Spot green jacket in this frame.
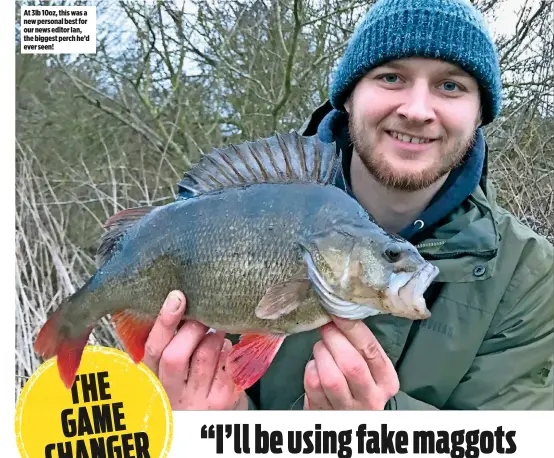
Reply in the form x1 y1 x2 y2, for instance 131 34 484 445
245 102 554 410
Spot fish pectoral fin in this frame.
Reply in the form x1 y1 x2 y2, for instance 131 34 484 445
111 310 157 364
228 333 286 392
255 279 312 320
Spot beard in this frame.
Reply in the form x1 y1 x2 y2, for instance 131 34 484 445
348 110 478 192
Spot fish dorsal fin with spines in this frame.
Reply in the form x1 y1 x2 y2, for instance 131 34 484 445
177 132 339 196
96 207 156 267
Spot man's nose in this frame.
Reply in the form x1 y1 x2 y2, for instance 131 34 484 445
396 82 436 124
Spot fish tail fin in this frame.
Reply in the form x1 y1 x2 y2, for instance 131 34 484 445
34 307 94 389
34 308 64 360
111 310 157 363
55 328 94 389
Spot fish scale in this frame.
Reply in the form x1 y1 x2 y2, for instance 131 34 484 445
167 184 348 331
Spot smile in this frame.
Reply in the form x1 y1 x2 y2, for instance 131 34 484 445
387 130 435 144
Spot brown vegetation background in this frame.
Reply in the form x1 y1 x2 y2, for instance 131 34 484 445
15 0 553 398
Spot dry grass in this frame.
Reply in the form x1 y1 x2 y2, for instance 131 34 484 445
487 112 554 244
15 139 180 399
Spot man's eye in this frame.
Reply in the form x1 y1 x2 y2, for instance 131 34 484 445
441 81 460 91
382 74 399 84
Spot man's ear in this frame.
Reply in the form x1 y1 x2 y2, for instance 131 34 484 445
344 97 352 114
476 106 483 128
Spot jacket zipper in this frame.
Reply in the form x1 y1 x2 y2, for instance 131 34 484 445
416 240 498 260
416 241 446 249
420 248 498 260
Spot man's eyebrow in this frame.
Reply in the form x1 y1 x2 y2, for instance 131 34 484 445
371 61 406 71
370 62 473 79
443 67 473 79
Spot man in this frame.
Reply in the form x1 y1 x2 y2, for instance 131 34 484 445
142 0 554 410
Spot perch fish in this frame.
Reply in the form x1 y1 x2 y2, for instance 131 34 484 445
34 132 439 391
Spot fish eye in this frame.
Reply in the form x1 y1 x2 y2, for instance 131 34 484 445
383 245 403 263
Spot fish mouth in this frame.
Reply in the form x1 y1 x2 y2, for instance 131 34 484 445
386 263 439 319
304 251 439 321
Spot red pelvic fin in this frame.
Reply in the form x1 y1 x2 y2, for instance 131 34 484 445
228 333 286 392
34 309 93 389
111 310 156 363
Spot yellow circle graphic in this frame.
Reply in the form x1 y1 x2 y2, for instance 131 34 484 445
15 346 173 458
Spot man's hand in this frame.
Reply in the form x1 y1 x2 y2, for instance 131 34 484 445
303 317 399 410
143 290 248 410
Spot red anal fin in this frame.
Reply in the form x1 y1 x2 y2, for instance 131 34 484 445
228 333 286 392
111 310 156 363
57 327 94 389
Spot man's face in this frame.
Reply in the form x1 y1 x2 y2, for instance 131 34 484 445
345 57 482 191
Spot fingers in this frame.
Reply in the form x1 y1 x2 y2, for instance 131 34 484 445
330 317 398 389
143 291 186 375
209 339 233 395
158 320 208 403
140 291 243 411
319 323 374 399
187 332 226 398
312 340 352 408
303 360 333 410
208 339 241 409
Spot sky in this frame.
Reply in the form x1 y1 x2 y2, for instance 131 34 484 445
488 0 527 38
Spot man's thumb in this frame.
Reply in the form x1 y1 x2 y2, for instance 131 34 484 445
162 290 186 316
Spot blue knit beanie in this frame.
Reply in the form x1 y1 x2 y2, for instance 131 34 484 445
330 0 502 125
